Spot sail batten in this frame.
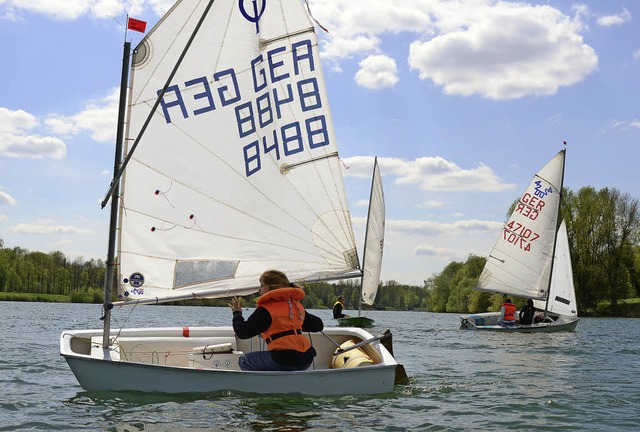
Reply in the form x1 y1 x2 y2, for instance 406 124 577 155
260 26 315 48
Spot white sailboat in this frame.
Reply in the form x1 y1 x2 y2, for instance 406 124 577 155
338 157 384 328
459 149 580 332
60 0 403 395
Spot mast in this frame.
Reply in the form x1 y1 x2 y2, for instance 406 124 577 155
102 40 131 348
543 147 566 315
358 157 379 317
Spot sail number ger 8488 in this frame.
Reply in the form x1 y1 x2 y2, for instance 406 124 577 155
155 38 330 178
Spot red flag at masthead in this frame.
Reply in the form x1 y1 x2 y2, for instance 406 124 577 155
127 17 147 33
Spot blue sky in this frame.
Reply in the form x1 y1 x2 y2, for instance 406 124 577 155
0 0 638 286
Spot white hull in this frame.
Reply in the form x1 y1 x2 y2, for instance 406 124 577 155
459 312 580 333
60 326 398 395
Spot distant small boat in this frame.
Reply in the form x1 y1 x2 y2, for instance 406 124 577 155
339 315 376 328
460 149 579 332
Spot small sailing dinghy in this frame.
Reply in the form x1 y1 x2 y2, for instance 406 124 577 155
459 149 580 332
60 0 402 395
338 157 384 328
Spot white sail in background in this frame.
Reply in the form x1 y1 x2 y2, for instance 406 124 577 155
117 0 359 303
476 150 566 300
534 220 577 316
361 158 385 306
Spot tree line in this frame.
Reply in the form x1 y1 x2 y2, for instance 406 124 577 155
0 240 106 303
0 186 638 316
0 238 429 308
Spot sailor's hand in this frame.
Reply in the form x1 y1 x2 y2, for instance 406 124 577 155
229 296 242 313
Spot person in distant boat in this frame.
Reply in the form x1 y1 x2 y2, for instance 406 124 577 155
228 269 323 371
497 296 516 327
332 296 351 319
519 298 536 325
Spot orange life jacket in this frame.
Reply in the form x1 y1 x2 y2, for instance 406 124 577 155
257 287 311 353
503 301 516 321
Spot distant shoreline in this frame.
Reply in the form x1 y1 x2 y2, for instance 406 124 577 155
1 292 638 317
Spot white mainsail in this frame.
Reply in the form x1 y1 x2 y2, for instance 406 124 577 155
476 149 566 300
534 220 577 316
117 0 359 303
361 157 385 306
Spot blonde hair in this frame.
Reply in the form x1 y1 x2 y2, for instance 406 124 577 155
259 269 294 290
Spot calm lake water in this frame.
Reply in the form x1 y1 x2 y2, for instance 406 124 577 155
1 301 639 431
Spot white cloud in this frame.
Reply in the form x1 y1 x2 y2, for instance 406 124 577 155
45 88 119 143
310 1 598 100
342 155 516 192
91 0 129 19
14 0 89 19
310 0 433 72
408 3 598 100
311 0 430 72
610 119 640 130
2 1 600 101
596 8 631 27
10 222 93 235
0 135 67 159
0 215 8 222
546 113 564 124
355 55 399 89
147 0 174 16
354 199 369 208
633 49 640 60
0 7 19 21
0 107 38 134
416 200 444 209
0 0 148 20
0 107 66 159
311 0 432 40
414 244 463 260
388 218 503 237
320 35 380 64
0 190 17 206
352 214 501 276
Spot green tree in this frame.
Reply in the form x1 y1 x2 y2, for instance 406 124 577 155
632 247 640 298
599 189 639 313
564 187 640 313
426 261 463 312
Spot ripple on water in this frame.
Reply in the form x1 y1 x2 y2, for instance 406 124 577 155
1 305 639 431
